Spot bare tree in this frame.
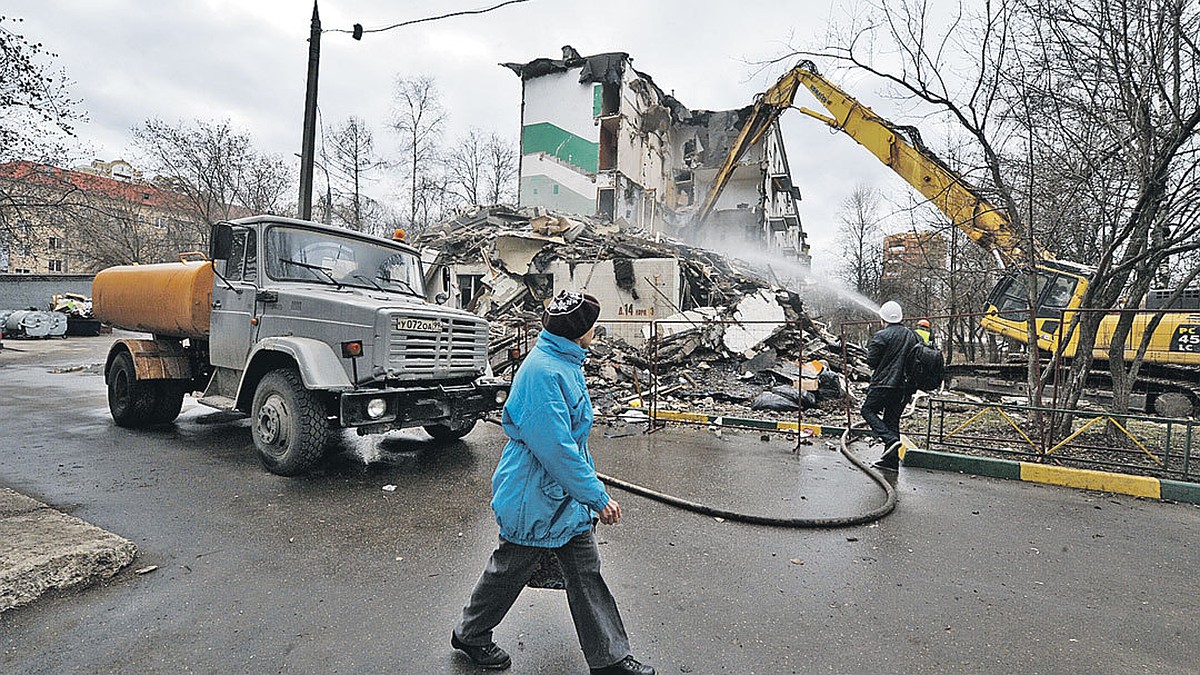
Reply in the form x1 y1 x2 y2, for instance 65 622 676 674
445 128 486 206
132 118 293 246
0 15 88 258
1008 0 1200 418
836 183 884 297
67 200 180 269
0 15 86 165
411 172 453 231
389 76 446 232
808 0 1200 422
445 128 519 208
940 217 998 364
324 116 386 231
483 133 518 205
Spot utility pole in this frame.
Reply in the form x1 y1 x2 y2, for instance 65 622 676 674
298 1 321 221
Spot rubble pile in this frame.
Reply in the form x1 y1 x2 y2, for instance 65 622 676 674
415 206 871 421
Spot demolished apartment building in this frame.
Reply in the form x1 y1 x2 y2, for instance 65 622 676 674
503 46 810 265
412 49 852 418
416 205 864 419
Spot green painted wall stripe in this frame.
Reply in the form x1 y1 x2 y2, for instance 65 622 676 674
522 122 599 173
593 84 602 117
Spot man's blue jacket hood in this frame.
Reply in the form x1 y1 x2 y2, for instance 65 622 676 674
491 330 610 548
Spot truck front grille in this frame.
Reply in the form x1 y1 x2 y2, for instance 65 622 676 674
386 315 488 379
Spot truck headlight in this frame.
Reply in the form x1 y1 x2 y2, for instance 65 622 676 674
495 390 508 405
366 398 388 419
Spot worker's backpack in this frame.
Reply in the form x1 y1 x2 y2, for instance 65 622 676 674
905 339 945 392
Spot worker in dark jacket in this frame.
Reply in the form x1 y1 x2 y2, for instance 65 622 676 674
861 301 918 471
452 290 654 675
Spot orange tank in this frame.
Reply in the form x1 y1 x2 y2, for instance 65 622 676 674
93 261 214 339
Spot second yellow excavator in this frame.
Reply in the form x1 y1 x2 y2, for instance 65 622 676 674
698 60 1200 415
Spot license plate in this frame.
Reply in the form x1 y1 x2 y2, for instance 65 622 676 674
395 317 441 332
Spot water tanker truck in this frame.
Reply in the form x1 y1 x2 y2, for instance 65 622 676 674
93 215 508 475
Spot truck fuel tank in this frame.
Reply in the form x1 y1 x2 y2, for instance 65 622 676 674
93 260 214 339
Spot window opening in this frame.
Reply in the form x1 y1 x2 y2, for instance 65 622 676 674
598 188 616 219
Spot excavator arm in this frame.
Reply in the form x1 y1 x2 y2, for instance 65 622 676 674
694 66 808 226
697 60 1050 267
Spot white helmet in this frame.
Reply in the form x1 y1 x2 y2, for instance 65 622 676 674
878 300 903 324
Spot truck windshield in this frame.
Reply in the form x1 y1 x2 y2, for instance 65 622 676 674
265 226 425 297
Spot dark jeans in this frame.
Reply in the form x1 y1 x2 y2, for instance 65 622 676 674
860 386 910 452
455 530 631 669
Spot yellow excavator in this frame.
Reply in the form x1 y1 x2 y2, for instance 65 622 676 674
697 60 1200 416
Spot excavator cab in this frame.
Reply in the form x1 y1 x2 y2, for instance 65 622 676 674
982 262 1091 356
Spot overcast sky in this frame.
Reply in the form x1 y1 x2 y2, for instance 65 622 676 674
8 0 910 274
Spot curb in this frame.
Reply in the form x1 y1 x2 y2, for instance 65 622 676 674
0 488 137 613
623 408 1200 505
901 446 1200 505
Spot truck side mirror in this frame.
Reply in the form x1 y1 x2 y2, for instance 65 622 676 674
210 223 234 260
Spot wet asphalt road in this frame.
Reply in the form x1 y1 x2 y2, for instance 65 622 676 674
2 334 1199 674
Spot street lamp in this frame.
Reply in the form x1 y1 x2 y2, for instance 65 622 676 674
298 0 532 221
298 1 321 221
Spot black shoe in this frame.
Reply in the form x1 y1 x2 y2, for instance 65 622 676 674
871 460 899 473
591 655 655 675
451 632 511 670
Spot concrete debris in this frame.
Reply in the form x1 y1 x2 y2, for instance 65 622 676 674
0 488 136 613
414 205 872 421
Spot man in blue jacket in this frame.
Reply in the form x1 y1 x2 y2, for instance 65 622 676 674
861 300 918 472
452 290 654 675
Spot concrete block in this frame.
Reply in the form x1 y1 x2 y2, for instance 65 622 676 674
0 488 136 613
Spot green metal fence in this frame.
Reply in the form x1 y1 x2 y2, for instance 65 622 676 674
919 397 1197 482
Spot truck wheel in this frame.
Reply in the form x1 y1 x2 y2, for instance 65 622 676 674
424 419 477 442
108 351 155 428
252 369 329 476
148 382 186 425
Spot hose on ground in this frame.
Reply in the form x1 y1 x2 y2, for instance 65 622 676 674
596 423 896 528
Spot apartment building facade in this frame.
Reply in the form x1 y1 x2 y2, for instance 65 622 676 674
0 160 202 274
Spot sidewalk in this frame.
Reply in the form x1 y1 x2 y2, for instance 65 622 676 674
0 487 136 613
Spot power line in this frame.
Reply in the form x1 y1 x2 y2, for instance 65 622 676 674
329 0 534 40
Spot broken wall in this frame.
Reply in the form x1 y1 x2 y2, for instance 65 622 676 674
608 70 671 231
546 257 681 345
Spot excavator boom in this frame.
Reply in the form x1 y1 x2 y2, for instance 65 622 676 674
698 60 1050 267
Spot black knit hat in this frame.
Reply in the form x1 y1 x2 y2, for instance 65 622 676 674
543 290 601 340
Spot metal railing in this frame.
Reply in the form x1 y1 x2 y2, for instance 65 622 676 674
920 397 1198 482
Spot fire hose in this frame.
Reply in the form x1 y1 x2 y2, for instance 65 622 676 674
595 424 896 528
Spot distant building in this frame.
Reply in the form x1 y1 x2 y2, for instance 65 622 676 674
0 160 202 274
73 158 142 182
504 47 809 265
881 231 946 283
